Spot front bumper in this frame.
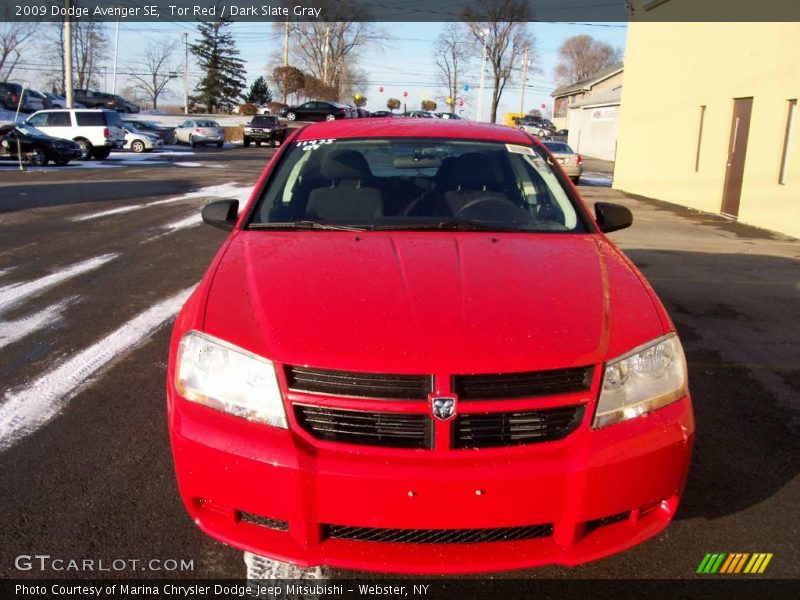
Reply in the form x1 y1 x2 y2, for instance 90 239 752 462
169 387 694 574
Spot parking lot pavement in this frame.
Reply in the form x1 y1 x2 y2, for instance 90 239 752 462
0 151 797 580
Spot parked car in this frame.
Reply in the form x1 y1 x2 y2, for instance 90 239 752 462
122 123 163 153
174 120 224 147
0 123 82 166
112 95 140 113
242 115 287 148
72 89 119 110
435 112 463 120
43 92 67 109
26 89 52 109
24 108 126 160
279 101 355 122
369 110 395 118
122 119 175 144
0 82 42 113
401 110 436 118
168 119 694 575
518 117 556 138
542 140 583 184
356 108 370 118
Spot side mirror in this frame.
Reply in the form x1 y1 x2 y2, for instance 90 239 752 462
594 202 633 233
202 199 239 230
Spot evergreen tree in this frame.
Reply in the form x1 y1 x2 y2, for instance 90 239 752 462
245 76 273 105
190 20 246 113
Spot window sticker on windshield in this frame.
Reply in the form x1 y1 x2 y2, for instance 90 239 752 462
506 143 534 155
297 139 335 151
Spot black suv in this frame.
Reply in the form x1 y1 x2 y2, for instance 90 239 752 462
243 115 287 147
0 82 39 112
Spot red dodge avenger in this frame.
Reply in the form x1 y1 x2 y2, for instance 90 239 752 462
167 118 694 574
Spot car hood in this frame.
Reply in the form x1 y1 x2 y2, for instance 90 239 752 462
203 232 665 374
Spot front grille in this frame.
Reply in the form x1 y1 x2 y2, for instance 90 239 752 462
294 405 433 449
286 366 431 400
237 511 289 531
453 405 585 449
453 366 593 400
323 523 553 544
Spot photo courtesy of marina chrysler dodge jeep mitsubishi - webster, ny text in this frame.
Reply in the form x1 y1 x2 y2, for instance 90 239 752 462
166 117 694 573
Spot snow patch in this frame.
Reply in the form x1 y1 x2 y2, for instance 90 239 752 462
0 253 117 316
0 286 194 451
0 298 74 351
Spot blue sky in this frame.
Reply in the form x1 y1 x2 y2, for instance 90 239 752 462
110 20 627 119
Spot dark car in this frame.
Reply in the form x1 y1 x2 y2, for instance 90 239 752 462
112 95 140 113
0 123 82 166
72 90 121 110
279 101 354 122
0 82 42 112
356 108 370 118
122 119 175 144
401 110 435 118
243 115 287 148
369 110 395 118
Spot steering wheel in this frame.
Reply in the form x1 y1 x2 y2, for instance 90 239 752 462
454 196 534 224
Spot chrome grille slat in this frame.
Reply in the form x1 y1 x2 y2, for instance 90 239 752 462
286 366 431 399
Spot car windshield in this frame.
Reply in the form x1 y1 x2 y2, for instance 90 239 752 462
14 125 47 137
252 116 278 125
249 138 588 233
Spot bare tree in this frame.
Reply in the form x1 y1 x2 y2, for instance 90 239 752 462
127 42 179 110
554 35 621 84
72 22 109 90
433 23 471 114
0 23 38 82
463 0 535 123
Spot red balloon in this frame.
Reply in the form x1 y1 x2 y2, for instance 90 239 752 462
379 86 384 93
402 91 408 97
541 103 546 109
458 99 464 106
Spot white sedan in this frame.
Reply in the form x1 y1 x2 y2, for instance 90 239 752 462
123 124 164 153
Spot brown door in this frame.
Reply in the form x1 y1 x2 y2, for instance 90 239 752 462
720 97 753 217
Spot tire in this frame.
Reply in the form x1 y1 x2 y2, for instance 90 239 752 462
92 148 111 160
131 139 146 153
243 137 250 148
54 159 70 166
75 139 92 160
286 112 296 121
29 147 48 167
216 141 223 148
325 114 336 122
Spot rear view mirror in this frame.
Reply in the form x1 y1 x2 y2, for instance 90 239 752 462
594 202 633 233
202 199 239 230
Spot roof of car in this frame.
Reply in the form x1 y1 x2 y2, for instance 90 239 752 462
295 118 539 144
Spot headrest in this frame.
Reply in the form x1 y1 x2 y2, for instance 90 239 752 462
438 152 504 190
321 149 373 180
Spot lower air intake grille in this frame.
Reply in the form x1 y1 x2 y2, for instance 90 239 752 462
286 366 431 399
453 366 593 400
323 523 553 544
294 405 432 449
453 405 585 449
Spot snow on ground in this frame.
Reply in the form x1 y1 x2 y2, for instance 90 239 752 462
580 171 613 187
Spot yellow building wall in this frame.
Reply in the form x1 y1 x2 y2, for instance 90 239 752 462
614 22 800 239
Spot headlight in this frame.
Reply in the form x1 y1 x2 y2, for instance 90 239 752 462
594 333 688 428
175 331 287 428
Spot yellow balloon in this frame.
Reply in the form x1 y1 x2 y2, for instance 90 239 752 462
354 93 362 100
446 97 453 105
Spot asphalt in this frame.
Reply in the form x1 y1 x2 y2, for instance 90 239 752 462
0 144 797 582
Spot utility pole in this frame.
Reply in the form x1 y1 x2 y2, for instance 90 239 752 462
322 26 331 86
519 46 529 115
112 20 120 94
283 17 289 66
64 0 73 108
183 32 189 115
477 29 488 122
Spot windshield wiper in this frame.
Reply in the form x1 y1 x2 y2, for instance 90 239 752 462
249 221 367 231
370 220 523 232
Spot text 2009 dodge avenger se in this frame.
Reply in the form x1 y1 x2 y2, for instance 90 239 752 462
167 118 694 574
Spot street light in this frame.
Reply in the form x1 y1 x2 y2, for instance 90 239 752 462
476 28 489 123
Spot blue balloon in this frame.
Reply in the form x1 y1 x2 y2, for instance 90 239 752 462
463 84 470 92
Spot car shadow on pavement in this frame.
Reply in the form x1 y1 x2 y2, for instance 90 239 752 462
622 248 800 522
0 180 194 212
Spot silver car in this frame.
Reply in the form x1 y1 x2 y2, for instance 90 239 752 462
542 141 583 184
123 124 164 153
174 119 224 147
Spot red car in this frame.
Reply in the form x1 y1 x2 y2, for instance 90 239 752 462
167 119 694 574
